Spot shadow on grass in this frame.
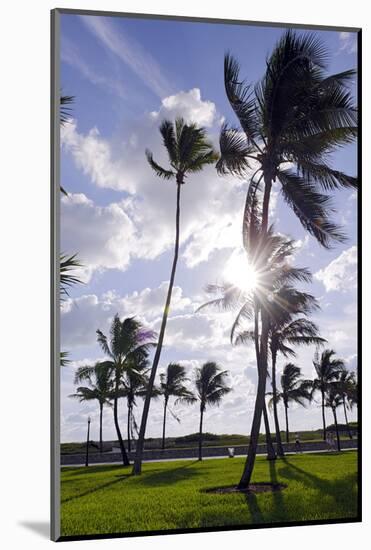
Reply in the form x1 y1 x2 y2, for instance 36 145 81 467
139 461 201 487
244 492 264 523
279 457 357 502
61 474 131 504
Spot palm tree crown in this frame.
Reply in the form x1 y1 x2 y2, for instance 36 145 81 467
146 118 218 184
195 362 231 411
218 30 357 247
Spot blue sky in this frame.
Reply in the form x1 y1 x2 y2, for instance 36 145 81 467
59 13 358 443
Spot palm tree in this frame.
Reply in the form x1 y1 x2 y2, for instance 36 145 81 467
69 361 113 453
97 315 156 466
118 360 157 453
337 367 356 439
199 226 313 482
133 119 218 475
270 363 311 443
325 382 343 451
60 94 74 195
312 349 345 441
216 31 356 487
194 362 231 461
160 363 195 450
236 291 325 456
60 253 83 367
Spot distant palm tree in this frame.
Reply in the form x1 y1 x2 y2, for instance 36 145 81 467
270 363 311 443
337 367 356 439
97 315 156 466
216 31 357 488
312 349 344 441
60 253 83 301
160 363 195 450
70 361 113 453
133 119 218 475
193 362 231 461
118 360 157 453
325 382 343 451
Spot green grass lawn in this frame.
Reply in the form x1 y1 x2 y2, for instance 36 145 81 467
60 451 358 537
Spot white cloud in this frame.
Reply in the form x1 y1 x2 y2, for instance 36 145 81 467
61 282 193 349
150 88 217 127
315 246 357 292
80 15 172 98
61 193 136 281
62 88 250 275
338 32 357 54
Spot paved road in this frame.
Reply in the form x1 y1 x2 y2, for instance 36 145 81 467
61 446 358 468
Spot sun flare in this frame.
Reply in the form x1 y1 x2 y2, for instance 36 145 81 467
223 249 259 294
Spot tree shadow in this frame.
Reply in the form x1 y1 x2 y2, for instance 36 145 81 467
18 521 49 539
244 492 264 524
65 464 130 476
139 461 201 487
269 460 287 518
61 474 131 504
279 457 357 502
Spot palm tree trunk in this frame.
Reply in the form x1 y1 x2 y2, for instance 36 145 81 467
198 406 204 461
321 389 326 441
133 182 182 475
238 309 269 488
271 349 284 456
333 407 341 451
99 402 103 453
162 398 168 450
113 373 130 466
284 403 289 444
343 398 352 439
263 403 276 460
237 172 272 488
127 403 131 453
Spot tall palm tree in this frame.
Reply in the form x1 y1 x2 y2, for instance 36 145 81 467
217 30 357 487
270 363 311 443
69 361 113 453
97 315 156 466
312 349 345 441
325 382 343 451
337 367 356 439
133 118 218 475
199 225 313 482
160 363 195 450
194 362 231 461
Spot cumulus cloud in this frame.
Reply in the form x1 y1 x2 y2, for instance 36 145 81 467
61 282 193 349
61 88 250 275
61 193 137 281
150 88 217 127
315 246 357 292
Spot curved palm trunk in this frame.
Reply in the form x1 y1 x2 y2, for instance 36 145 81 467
99 402 103 453
332 407 341 451
133 183 182 475
271 349 285 456
238 176 272 489
238 310 270 488
113 373 130 466
343 397 352 439
162 397 168 450
284 402 289 443
321 389 327 441
198 406 204 461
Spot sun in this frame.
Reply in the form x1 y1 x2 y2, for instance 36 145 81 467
223 249 259 294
